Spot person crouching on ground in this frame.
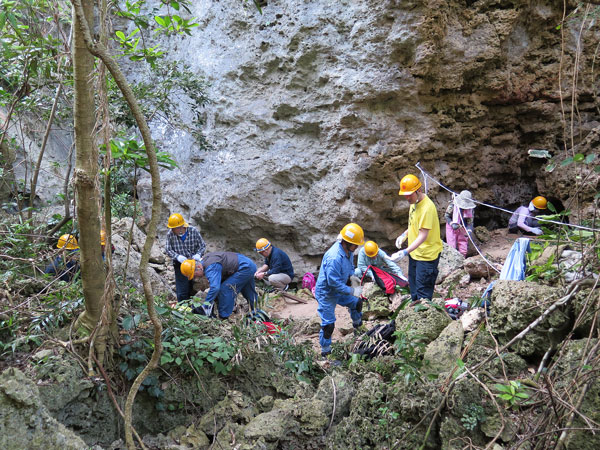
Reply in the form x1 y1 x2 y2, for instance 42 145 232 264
444 190 476 257
180 252 258 319
393 174 443 305
44 234 80 282
315 223 365 357
354 240 407 283
508 196 547 236
254 238 294 291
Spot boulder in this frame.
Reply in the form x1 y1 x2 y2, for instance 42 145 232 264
362 282 392 319
464 256 494 280
111 232 173 298
0 367 88 450
423 320 464 376
395 299 452 347
551 339 600 450
489 280 571 357
198 390 258 436
437 243 465 284
112 217 165 264
460 308 485 333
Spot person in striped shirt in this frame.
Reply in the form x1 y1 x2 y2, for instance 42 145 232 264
165 213 206 302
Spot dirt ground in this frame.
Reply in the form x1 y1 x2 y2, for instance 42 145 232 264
260 229 519 354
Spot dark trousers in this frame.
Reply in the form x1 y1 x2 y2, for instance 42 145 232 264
174 261 194 302
408 255 440 302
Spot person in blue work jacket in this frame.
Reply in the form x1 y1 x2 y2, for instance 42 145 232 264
254 238 294 291
354 240 407 282
44 234 80 282
165 213 206 303
180 252 257 319
315 223 365 357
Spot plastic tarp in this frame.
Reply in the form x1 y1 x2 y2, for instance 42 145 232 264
482 238 531 299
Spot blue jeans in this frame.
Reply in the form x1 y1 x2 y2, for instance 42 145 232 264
317 294 362 354
216 254 257 318
174 261 194 302
408 255 440 301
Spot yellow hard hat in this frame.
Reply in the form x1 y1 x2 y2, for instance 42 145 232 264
57 234 79 250
255 238 271 252
340 223 365 246
532 196 547 210
364 241 379 257
398 174 422 195
180 259 196 280
100 230 106 245
167 213 188 229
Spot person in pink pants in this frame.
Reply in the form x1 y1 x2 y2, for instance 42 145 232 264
445 190 476 257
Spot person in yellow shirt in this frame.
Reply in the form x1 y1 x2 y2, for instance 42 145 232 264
393 174 443 304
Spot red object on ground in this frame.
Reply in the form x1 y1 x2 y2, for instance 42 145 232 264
262 321 281 335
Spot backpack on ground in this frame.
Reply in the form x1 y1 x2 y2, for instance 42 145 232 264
362 265 408 294
352 320 397 359
302 272 316 296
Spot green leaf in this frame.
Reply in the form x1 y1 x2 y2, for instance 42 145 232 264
122 315 134 330
573 153 585 162
115 30 126 41
170 1 180 10
545 160 556 173
0 12 6 30
584 154 596 164
155 15 167 26
560 157 574 167
499 393 513 401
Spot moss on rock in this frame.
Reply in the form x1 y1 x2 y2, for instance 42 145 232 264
0 367 88 450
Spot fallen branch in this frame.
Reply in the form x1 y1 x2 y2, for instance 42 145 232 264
280 291 309 304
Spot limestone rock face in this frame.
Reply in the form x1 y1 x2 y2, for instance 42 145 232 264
0 367 88 450
132 0 599 274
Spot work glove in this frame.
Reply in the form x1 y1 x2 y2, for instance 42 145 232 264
349 276 361 287
395 231 408 249
531 227 543 236
390 249 408 262
192 254 202 261
176 255 186 264
352 286 363 298
451 223 460 230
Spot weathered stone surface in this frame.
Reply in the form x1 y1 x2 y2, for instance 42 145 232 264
489 280 570 357
113 217 165 264
395 299 452 347
463 331 528 378
362 281 392 319
330 374 443 449
423 320 464 376
464 255 494 279
437 243 466 284
198 390 258 436
0 367 88 450
111 232 173 298
128 0 598 275
551 339 600 450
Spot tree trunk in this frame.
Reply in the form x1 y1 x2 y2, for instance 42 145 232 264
72 0 106 337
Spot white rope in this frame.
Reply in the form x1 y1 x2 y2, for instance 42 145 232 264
415 162 600 232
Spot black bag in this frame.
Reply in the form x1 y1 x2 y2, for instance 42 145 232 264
352 320 396 359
